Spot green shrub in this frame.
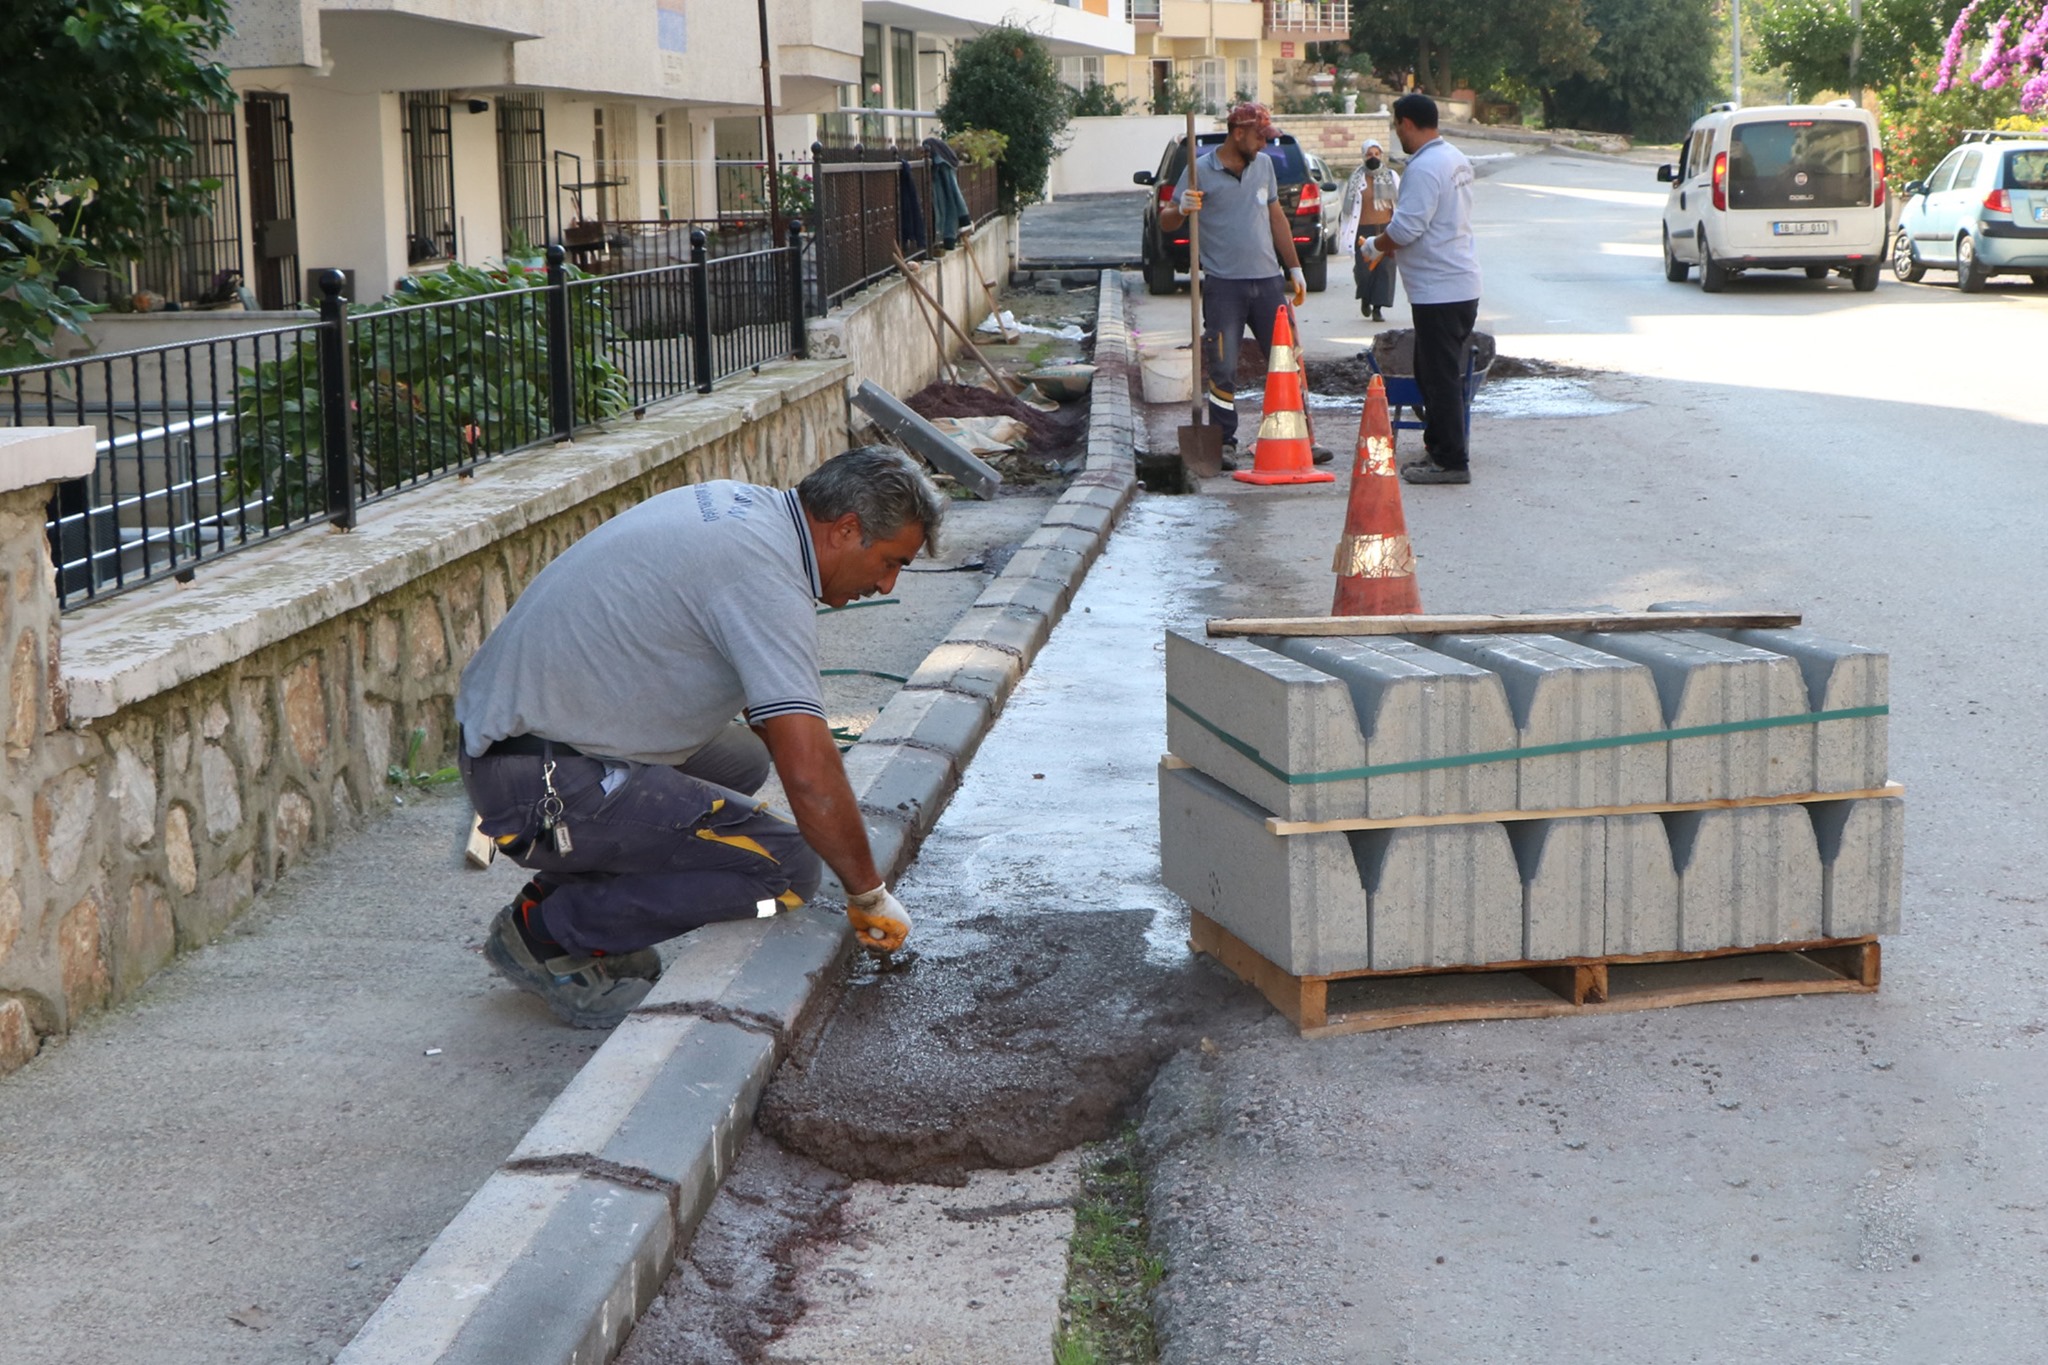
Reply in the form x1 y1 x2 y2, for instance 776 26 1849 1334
938 25 1070 209
1066 82 1139 118
229 258 629 525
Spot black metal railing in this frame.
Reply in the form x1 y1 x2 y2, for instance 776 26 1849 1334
7 230 815 609
808 143 1001 309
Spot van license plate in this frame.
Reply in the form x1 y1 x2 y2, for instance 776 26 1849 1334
2035 204 2048 222
1773 221 1830 235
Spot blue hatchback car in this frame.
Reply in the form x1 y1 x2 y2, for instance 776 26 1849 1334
1893 131 2048 292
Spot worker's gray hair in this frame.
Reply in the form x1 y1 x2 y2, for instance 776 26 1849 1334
798 445 947 553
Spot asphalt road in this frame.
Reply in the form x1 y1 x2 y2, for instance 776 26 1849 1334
1120 149 2048 1363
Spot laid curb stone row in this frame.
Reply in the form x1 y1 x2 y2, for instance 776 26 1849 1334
337 270 1141 1365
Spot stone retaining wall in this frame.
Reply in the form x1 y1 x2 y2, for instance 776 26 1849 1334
807 218 1017 401
0 363 852 1073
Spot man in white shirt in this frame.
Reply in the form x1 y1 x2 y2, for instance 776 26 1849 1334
1369 93 1482 485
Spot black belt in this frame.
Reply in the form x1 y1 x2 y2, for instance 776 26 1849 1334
481 733 583 759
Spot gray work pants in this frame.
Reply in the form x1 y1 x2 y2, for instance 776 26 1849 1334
459 724 822 955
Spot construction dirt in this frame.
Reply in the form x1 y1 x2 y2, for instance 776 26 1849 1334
756 910 1264 1186
905 380 1089 485
613 1135 849 1365
1305 349 1591 394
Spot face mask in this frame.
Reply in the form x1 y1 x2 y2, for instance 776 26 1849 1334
1365 156 1382 170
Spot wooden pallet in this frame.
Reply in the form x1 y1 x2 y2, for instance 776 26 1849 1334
1189 911 1880 1039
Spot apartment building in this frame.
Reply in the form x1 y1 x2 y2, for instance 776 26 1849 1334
129 0 862 311
1075 0 1350 112
120 0 1135 314
843 1 1136 145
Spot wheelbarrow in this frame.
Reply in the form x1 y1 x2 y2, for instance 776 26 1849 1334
1362 328 1495 452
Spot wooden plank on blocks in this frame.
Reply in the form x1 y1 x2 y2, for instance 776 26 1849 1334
1192 913 1881 1039
1189 911 1324 1031
1206 611 1804 640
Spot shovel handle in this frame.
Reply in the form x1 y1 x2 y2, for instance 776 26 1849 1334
1186 111 1205 429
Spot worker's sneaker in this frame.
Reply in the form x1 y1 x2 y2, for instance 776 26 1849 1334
1311 444 1336 465
483 903 656 1029
1399 460 1471 485
1216 441 1240 472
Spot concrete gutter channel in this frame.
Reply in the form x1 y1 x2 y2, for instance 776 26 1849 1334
336 272 1140 1365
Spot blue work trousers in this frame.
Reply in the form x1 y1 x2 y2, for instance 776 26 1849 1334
459 725 822 955
1200 273 1288 445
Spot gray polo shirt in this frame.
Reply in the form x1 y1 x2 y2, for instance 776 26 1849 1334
457 481 827 766
1172 146 1283 281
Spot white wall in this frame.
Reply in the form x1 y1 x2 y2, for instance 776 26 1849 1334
1048 114 1218 198
449 100 504 266
285 80 408 299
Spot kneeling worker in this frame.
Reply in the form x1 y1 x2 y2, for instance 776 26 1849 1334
455 446 941 1027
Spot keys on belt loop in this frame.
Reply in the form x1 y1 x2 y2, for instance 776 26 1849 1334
538 758 574 855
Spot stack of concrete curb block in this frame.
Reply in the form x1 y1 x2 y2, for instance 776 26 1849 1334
1159 621 1901 980
338 271 1141 1365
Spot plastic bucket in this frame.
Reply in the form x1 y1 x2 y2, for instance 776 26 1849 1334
1139 345 1193 404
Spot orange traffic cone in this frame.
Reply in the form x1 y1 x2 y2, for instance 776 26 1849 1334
1233 306 1335 487
1331 375 1421 615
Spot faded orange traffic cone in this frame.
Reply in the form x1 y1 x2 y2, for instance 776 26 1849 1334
1233 306 1335 487
1331 375 1421 615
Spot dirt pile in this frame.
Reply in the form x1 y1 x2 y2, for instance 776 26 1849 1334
756 910 1264 1185
905 380 1089 476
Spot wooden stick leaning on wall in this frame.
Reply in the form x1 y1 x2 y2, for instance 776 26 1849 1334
890 245 1017 395
900 257 961 386
976 269 1018 343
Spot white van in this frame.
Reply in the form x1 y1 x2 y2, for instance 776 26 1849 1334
1658 102 1888 292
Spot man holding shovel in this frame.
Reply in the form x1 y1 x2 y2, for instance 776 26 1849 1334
1160 102 1333 471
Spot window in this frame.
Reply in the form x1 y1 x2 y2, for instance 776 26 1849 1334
1195 58 1227 113
891 28 917 108
1058 55 1106 91
2006 150 2048 190
401 90 457 263
1927 149 1964 194
132 106 244 305
1954 147 1983 190
1235 57 1257 102
1727 119 1871 211
496 94 548 252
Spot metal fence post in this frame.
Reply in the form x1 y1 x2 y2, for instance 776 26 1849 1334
316 270 357 530
787 218 809 360
689 229 715 394
545 243 575 441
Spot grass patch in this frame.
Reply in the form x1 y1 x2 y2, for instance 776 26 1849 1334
1053 1127 1162 1365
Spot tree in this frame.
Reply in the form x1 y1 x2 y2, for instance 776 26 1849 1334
1935 1 2048 112
0 1 235 360
0 0 237 259
1752 0 1955 99
1352 0 1599 99
1882 49 2028 178
1547 0 1720 140
937 26 1070 210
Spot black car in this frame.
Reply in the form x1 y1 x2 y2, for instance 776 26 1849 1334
1133 131 1331 296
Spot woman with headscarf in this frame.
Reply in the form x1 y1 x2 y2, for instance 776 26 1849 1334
1337 139 1400 321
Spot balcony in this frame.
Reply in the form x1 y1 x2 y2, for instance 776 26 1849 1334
1264 0 1349 41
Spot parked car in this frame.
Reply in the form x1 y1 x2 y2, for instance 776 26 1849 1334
1133 131 1331 296
1303 151 1344 253
1892 131 2048 291
1657 101 1888 292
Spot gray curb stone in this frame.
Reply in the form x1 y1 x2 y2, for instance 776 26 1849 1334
337 272 1141 1365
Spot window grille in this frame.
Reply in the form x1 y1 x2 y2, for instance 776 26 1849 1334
402 90 457 264
497 94 549 253
133 107 244 306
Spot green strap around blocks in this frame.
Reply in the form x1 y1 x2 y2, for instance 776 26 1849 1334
1165 694 1889 787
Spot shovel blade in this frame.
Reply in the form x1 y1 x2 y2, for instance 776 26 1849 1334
1178 422 1224 479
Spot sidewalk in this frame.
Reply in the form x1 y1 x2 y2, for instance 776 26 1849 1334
0 278 1146 1365
0 495 1048 1365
